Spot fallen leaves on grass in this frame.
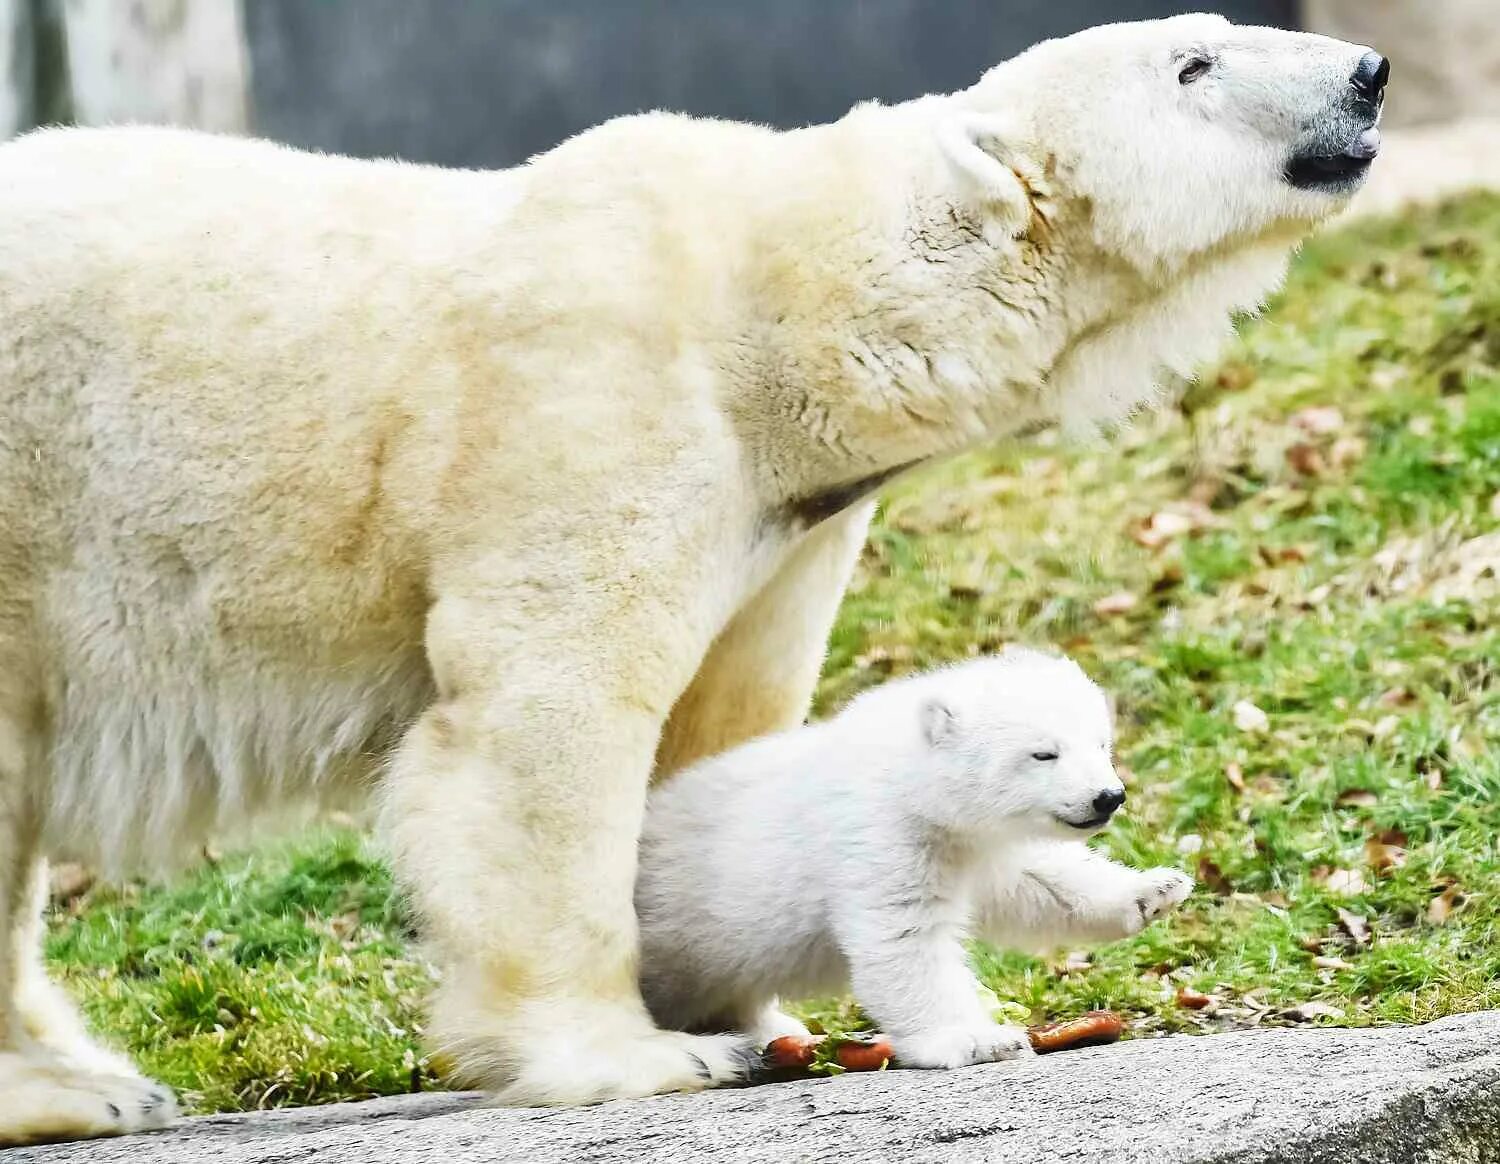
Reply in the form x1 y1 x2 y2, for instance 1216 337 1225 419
1323 868 1369 895
1092 591 1139 617
1176 986 1213 1010
1365 830 1409 875
1224 762 1247 794
1196 857 1234 896
1336 789 1378 808
1232 700 1270 733
1130 502 1218 550
1290 406 1345 436
1336 908 1372 946
1285 442 1327 478
1429 883 1465 926
1279 1001 1344 1023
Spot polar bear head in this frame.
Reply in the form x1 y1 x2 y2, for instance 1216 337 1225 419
903 650 1125 839
957 12 1387 272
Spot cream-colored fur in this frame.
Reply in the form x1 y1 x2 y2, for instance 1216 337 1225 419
0 13 1378 1141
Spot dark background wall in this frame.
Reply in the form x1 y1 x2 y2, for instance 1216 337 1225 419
244 0 1298 169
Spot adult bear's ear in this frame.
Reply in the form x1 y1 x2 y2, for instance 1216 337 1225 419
920 697 960 748
937 112 1033 233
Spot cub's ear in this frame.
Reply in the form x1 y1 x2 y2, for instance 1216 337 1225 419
920 697 960 748
936 112 1032 230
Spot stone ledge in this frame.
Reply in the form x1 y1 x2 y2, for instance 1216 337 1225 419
15 1012 1500 1163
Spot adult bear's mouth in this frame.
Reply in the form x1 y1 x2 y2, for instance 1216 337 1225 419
1285 126 1381 192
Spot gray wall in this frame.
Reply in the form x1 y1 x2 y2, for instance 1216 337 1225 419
244 0 1297 169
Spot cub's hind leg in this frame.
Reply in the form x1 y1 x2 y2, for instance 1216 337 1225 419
0 714 178 1146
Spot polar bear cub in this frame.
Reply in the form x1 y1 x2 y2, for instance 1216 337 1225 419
636 648 1193 1068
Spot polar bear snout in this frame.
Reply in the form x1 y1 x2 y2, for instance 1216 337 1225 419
1283 44 1388 195
1091 787 1125 820
1351 52 1390 108
1054 780 1125 833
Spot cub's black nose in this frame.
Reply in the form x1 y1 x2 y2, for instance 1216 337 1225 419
1352 52 1390 103
1092 788 1125 818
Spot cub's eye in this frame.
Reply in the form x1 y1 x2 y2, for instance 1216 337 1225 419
1178 56 1212 85
1031 751 1059 762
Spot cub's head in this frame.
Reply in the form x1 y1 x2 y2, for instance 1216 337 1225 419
910 649 1124 839
957 12 1387 271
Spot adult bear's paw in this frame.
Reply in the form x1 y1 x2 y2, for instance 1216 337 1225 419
490 1028 755 1106
434 996 756 1106
0 1052 178 1146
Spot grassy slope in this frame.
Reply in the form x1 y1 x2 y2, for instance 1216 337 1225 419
45 193 1500 1113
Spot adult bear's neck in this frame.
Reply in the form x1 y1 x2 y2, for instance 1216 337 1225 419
730 104 1109 525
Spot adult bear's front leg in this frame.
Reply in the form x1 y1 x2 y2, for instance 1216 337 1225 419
383 587 753 1105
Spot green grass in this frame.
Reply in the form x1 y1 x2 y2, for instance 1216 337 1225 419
46 192 1500 1112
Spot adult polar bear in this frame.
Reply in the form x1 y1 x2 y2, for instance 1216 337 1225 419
0 12 1383 1141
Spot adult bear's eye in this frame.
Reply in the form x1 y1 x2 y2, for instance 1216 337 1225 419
1179 56 1213 85
1031 751 1060 762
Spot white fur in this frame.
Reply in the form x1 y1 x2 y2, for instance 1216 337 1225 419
637 650 1192 1064
0 14 1374 1140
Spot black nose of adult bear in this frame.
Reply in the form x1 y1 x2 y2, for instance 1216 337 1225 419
1092 788 1125 818
1352 52 1390 103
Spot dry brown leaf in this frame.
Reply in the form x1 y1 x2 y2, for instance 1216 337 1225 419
1285 442 1327 477
1312 955 1354 971
1280 1000 1344 1022
1176 987 1213 1010
1376 687 1417 709
1290 406 1345 436
1428 884 1463 925
1197 857 1234 896
1336 789 1378 808
1364 834 1407 874
1425 767 1444 792
1324 868 1369 895
1132 510 1196 549
1336 907 1372 946
1093 591 1139 617
1224 762 1247 794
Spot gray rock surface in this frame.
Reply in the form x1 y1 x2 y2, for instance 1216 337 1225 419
14 1012 1500 1163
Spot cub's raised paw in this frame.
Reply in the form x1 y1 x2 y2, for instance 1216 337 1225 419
893 1022 1034 1070
0 1053 178 1146
1135 868 1194 926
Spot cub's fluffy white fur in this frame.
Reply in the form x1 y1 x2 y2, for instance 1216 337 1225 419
0 13 1378 1140
637 651 1193 1065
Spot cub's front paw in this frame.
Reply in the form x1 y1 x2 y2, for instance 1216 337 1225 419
1131 868 1194 930
893 1022 1034 1070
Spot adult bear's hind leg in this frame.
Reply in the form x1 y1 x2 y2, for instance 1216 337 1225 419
654 504 872 779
